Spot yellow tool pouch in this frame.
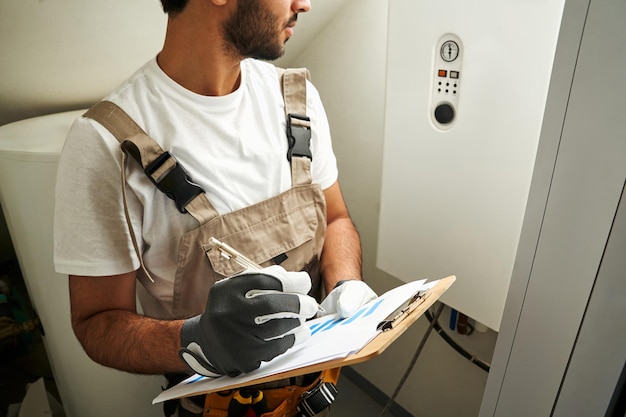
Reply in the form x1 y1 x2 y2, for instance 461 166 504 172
204 368 341 417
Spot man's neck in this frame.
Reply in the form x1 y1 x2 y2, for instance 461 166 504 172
157 11 243 97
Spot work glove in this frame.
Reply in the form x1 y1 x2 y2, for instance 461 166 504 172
179 265 319 378
320 280 378 318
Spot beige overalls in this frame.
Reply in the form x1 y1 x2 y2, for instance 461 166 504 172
84 68 339 417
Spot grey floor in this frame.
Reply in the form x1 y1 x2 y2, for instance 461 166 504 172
333 370 404 417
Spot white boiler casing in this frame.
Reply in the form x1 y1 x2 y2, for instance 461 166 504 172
0 112 164 417
377 0 566 331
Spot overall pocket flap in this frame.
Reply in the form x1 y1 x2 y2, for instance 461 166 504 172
204 199 318 277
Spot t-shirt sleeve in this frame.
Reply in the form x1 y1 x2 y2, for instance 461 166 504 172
53 116 141 276
307 80 339 190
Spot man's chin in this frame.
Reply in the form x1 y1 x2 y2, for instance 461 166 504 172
250 46 286 61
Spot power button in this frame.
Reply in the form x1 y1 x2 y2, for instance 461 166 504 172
434 103 455 125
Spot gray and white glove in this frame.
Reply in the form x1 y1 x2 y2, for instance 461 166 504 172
320 280 378 318
179 265 319 377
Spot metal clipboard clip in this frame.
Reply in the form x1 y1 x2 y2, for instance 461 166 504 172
376 289 429 332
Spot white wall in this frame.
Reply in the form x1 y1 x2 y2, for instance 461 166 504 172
286 1 498 416
0 1 166 126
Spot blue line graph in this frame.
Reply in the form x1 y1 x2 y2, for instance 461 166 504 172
186 375 206 384
310 298 384 335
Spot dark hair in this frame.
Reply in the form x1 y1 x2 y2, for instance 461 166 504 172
160 0 189 14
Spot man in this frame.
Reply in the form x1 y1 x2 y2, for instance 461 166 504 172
54 0 376 416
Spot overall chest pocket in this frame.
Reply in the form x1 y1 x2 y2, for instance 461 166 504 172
204 199 318 277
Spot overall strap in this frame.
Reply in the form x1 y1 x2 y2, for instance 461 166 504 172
278 67 309 116
84 101 219 224
84 102 219 282
277 67 314 187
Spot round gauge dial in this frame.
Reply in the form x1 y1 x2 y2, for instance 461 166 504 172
440 40 459 62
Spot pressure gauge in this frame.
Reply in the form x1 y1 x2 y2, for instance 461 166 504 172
440 40 459 62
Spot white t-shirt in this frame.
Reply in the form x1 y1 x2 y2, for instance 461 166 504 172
54 58 338 283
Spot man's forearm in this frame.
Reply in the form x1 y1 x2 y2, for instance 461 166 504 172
321 216 363 292
73 310 189 375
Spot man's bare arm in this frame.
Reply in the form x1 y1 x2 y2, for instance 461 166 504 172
69 272 188 374
321 181 362 292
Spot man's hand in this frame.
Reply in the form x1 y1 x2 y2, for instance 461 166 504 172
320 280 377 318
179 265 318 377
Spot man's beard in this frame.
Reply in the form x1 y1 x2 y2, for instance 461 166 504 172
223 1 294 61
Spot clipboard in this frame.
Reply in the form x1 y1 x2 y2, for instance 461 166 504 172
244 275 456 381
157 275 455 401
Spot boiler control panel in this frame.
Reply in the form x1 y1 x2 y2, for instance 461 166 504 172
431 33 463 130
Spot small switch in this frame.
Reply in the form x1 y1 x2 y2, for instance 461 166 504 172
438 69 447 77
450 71 459 79
434 103 455 124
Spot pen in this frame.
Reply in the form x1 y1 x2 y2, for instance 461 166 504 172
208 237 263 270
208 237 327 317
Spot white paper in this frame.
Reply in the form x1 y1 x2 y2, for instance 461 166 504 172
153 278 436 404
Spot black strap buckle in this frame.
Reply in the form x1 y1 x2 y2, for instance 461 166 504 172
144 152 205 214
298 381 338 417
287 113 312 162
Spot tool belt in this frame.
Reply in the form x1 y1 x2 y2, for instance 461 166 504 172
204 368 340 417
165 368 340 417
